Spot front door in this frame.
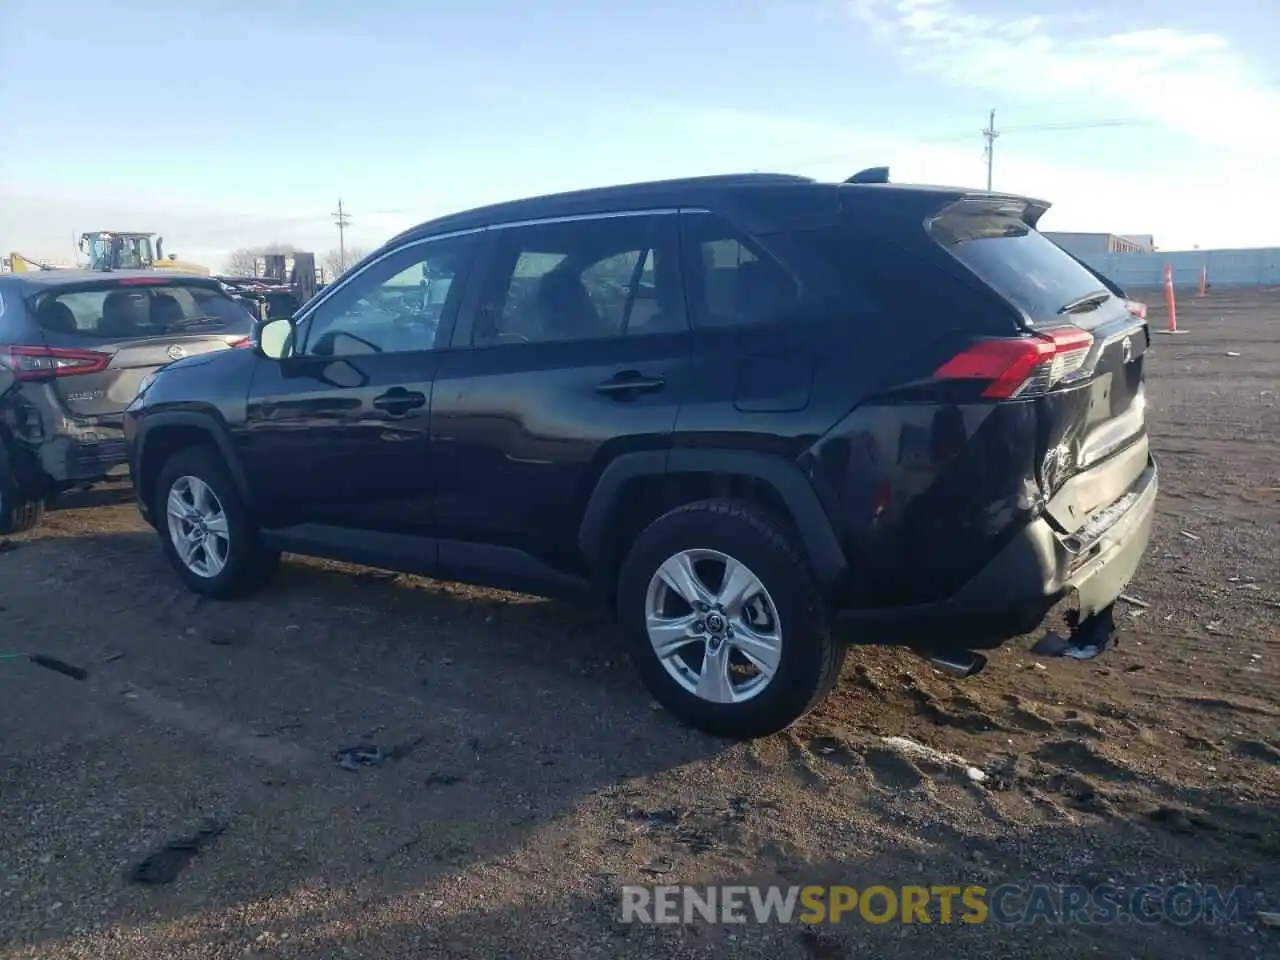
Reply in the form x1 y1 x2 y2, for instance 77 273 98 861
238 231 479 537
431 211 691 569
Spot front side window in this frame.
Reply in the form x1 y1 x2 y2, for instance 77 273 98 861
472 214 686 346
300 234 476 357
683 213 799 329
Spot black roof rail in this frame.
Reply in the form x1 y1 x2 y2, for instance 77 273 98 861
845 166 890 184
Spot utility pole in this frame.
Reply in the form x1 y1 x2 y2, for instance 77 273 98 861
331 198 352 272
982 109 999 190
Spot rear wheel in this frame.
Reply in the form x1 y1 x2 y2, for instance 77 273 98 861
0 489 45 535
617 499 844 739
154 447 279 599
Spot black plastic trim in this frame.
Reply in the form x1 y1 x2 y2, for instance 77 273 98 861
133 410 251 503
577 447 849 584
261 525 594 600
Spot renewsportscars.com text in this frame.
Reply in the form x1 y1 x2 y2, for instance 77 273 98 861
621 884 1246 926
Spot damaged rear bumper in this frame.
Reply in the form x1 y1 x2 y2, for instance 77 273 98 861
836 455 1159 646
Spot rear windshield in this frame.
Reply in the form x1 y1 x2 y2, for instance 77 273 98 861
929 205 1117 324
30 281 255 340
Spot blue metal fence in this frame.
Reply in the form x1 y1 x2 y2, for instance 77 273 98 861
1079 247 1280 289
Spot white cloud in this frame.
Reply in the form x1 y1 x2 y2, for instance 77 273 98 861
848 0 1280 153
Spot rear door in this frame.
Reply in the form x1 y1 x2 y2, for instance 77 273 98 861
27 277 254 420
673 210 859 447
431 211 691 569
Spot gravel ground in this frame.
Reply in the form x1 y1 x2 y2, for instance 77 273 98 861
1 287 1277 959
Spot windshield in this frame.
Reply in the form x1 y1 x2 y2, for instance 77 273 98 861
930 205 1119 325
32 281 255 340
85 235 155 270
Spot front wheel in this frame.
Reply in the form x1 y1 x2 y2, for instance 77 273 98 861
154 447 279 599
617 499 844 739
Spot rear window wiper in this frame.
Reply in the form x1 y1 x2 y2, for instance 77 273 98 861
165 315 227 332
1056 290 1113 314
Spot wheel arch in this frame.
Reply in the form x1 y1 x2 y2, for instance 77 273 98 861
578 448 849 587
135 411 250 517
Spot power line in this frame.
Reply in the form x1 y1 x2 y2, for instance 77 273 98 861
331 198 352 272
1000 117 1150 134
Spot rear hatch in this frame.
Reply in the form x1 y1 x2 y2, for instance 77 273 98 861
19 277 254 420
928 198 1150 530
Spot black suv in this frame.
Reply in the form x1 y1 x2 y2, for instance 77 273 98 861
0 270 255 533
123 172 1158 738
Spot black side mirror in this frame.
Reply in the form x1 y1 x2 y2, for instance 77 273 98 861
256 316 296 360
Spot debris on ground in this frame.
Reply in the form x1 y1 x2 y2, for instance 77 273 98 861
127 816 228 885
1181 530 1201 541
1030 612 1114 661
881 735 986 782
1118 593 1149 608
1 652 89 681
1031 632 1107 660
333 744 385 771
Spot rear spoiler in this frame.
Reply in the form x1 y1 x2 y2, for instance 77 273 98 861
950 193 1053 228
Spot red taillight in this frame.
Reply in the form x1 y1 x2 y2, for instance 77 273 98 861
225 336 252 348
117 277 165 286
935 327 1094 399
1125 300 1147 320
1 345 111 381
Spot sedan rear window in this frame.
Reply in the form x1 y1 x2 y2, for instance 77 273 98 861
32 281 255 340
930 204 1117 325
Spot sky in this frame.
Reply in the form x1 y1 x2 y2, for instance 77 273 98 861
2 0 1278 270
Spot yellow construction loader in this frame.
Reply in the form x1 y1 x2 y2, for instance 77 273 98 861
7 232 210 275
3 252 53 272
78 232 211 275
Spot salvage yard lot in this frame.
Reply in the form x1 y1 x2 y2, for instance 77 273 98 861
1 288 1277 959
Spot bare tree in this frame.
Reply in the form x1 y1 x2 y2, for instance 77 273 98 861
223 242 300 277
322 247 369 282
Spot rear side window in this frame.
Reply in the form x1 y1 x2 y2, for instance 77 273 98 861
930 205 1115 324
682 213 798 329
31 282 254 340
472 213 687 346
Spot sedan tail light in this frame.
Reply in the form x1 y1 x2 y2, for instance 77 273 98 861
1 345 111 380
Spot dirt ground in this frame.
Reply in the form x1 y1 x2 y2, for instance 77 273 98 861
1 287 1277 959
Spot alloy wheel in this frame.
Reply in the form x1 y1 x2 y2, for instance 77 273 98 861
644 548 783 704
166 475 230 578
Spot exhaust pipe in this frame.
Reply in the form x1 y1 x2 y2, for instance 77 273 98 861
921 650 988 678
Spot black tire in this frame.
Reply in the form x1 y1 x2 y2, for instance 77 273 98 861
0 495 44 536
617 499 844 739
153 446 279 599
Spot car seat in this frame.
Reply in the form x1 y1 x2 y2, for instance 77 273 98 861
149 293 186 328
35 301 79 334
537 270 601 341
100 291 147 338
